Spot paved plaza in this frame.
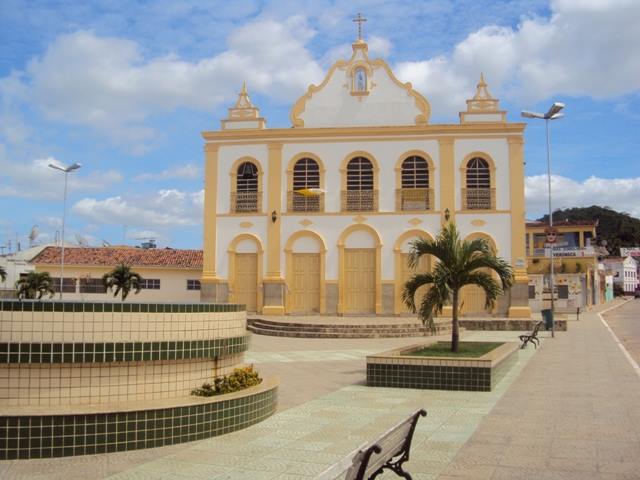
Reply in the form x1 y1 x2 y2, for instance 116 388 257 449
1 299 639 479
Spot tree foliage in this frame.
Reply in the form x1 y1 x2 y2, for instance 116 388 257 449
15 271 55 300
402 223 514 352
102 264 143 301
538 206 640 255
0 265 6 282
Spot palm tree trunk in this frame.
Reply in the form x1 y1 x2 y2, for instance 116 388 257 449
451 288 459 353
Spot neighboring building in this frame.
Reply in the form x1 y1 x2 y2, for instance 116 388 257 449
525 220 600 310
200 31 531 317
603 256 639 294
31 246 203 302
0 245 50 297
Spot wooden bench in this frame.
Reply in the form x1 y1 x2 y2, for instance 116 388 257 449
519 321 544 349
315 409 427 480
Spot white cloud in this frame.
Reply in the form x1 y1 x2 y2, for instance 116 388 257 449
134 163 200 181
526 174 640 219
72 188 204 229
0 148 122 200
8 16 323 151
396 0 640 116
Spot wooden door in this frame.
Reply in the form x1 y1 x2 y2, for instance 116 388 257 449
290 253 321 314
344 249 376 314
235 253 258 312
460 284 489 315
399 253 431 313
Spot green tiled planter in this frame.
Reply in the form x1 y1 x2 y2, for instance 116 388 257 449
0 300 244 313
366 342 519 392
0 379 277 460
0 336 249 364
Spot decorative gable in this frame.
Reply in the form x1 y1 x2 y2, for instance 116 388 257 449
290 40 430 128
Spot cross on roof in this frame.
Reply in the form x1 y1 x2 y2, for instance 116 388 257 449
353 13 367 41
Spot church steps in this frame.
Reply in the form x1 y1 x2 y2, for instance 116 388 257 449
246 318 455 339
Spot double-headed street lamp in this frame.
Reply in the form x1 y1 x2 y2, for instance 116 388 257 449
48 162 82 299
521 102 565 337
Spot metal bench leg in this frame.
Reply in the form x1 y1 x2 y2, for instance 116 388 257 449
370 453 413 480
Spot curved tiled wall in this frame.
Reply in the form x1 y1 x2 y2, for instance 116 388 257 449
0 301 278 459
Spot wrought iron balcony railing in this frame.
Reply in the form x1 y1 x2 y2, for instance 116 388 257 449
231 191 262 214
341 190 378 212
462 188 495 210
396 188 434 211
287 190 324 212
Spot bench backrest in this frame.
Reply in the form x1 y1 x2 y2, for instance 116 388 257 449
314 409 425 480
532 321 544 335
314 409 426 480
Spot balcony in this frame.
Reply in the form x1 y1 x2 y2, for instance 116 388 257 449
287 191 324 213
462 188 495 210
341 190 378 212
396 188 434 211
231 191 262 214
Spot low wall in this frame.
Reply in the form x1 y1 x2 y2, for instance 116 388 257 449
0 300 278 459
367 342 520 392
458 318 567 332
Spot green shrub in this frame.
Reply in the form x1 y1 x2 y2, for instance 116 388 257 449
191 366 262 397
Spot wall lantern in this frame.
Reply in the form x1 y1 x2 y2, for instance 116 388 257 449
444 208 450 222
271 210 278 223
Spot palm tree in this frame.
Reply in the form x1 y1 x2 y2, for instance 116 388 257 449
15 271 55 300
102 264 143 301
402 222 513 352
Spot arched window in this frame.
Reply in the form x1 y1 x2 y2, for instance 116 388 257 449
234 161 260 213
291 158 321 212
399 156 431 210
344 157 376 211
464 157 492 209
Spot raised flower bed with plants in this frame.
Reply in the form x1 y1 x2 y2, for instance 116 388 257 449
192 366 262 397
367 340 519 391
367 223 522 392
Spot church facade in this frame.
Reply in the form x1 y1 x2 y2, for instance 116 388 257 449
200 36 531 319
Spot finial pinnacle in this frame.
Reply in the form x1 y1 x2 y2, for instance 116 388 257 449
241 81 247 94
353 13 367 41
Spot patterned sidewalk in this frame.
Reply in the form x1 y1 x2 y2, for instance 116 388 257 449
438 302 640 480
2 302 638 479
104 331 536 480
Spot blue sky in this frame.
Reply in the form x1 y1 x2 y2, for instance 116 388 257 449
1 0 639 250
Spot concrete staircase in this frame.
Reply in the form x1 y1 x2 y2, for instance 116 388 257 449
246 317 455 338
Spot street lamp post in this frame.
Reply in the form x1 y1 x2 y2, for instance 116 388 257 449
48 162 82 299
522 103 565 338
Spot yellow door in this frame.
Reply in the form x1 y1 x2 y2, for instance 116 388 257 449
235 253 258 312
399 253 431 313
290 253 321 314
460 275 495 315
345 249 376 314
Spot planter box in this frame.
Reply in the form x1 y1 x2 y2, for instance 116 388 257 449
367 341 519 392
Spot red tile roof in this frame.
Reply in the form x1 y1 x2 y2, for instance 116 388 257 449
32 247 202 269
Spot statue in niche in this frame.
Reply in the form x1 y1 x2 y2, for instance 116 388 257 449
354 68 367 92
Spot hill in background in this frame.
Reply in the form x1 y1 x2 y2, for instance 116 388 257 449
536 206 640 256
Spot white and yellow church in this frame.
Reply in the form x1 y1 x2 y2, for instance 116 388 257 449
200 30 531 319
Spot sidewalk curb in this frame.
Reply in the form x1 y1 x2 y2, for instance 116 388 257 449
598 300 640 380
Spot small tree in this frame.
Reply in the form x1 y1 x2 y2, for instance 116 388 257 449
102 264 143 301
15 271 55 300
402 223 514 352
